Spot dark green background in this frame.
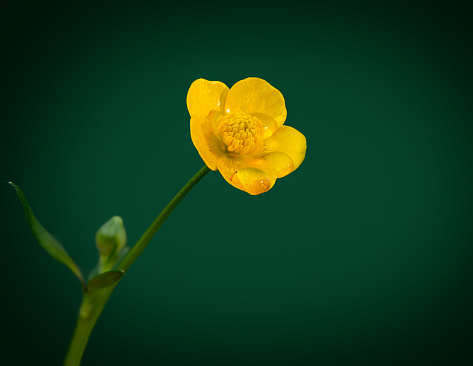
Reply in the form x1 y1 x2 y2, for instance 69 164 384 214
1 2 472 365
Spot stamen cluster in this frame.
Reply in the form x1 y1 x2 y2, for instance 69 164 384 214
216 112 260 154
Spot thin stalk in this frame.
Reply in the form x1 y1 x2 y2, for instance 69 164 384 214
64 287 115 366
63 165 210 365
119 165 210 272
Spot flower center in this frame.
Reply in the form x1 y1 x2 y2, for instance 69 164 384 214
216 112 260 154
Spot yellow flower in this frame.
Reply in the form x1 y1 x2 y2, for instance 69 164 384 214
187 77 307 195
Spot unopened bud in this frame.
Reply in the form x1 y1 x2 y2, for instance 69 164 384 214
95 216 126 259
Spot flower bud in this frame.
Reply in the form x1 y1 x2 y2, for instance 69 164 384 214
95 216 127 260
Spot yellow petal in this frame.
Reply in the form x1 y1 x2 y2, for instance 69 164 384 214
264 126 307 171
187 79 229 118
252 113 279 140
190 115 222 170
264 152 294 178
218 157 277 195
207 109 224 134
225 78 287 127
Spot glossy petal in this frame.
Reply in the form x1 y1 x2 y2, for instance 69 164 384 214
264 126 307 171
252 113 279 140
219 157 277 195
190 115 220 170
207 109 224 134
264 151 294 178
225 78 287 127
187 79 229 118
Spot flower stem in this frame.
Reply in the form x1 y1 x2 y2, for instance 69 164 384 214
63 165 210 365
118 164 211 272
64 288 115 366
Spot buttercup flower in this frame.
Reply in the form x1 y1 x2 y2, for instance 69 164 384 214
187 77 306 195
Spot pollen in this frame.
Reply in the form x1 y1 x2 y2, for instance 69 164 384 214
216 112 260 154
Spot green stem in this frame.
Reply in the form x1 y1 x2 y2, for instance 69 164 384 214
119 164 211 272
64 165 210 365
64 287 115 366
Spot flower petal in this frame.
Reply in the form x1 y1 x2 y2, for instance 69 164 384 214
264 152 294 178
187 79 229 118
218 157 277 195
264 126 307 171
190 115 220 170
225 78 287 127
252 113 279 140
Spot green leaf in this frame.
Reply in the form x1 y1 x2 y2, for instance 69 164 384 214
9 182 85 287
87 270 124 291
